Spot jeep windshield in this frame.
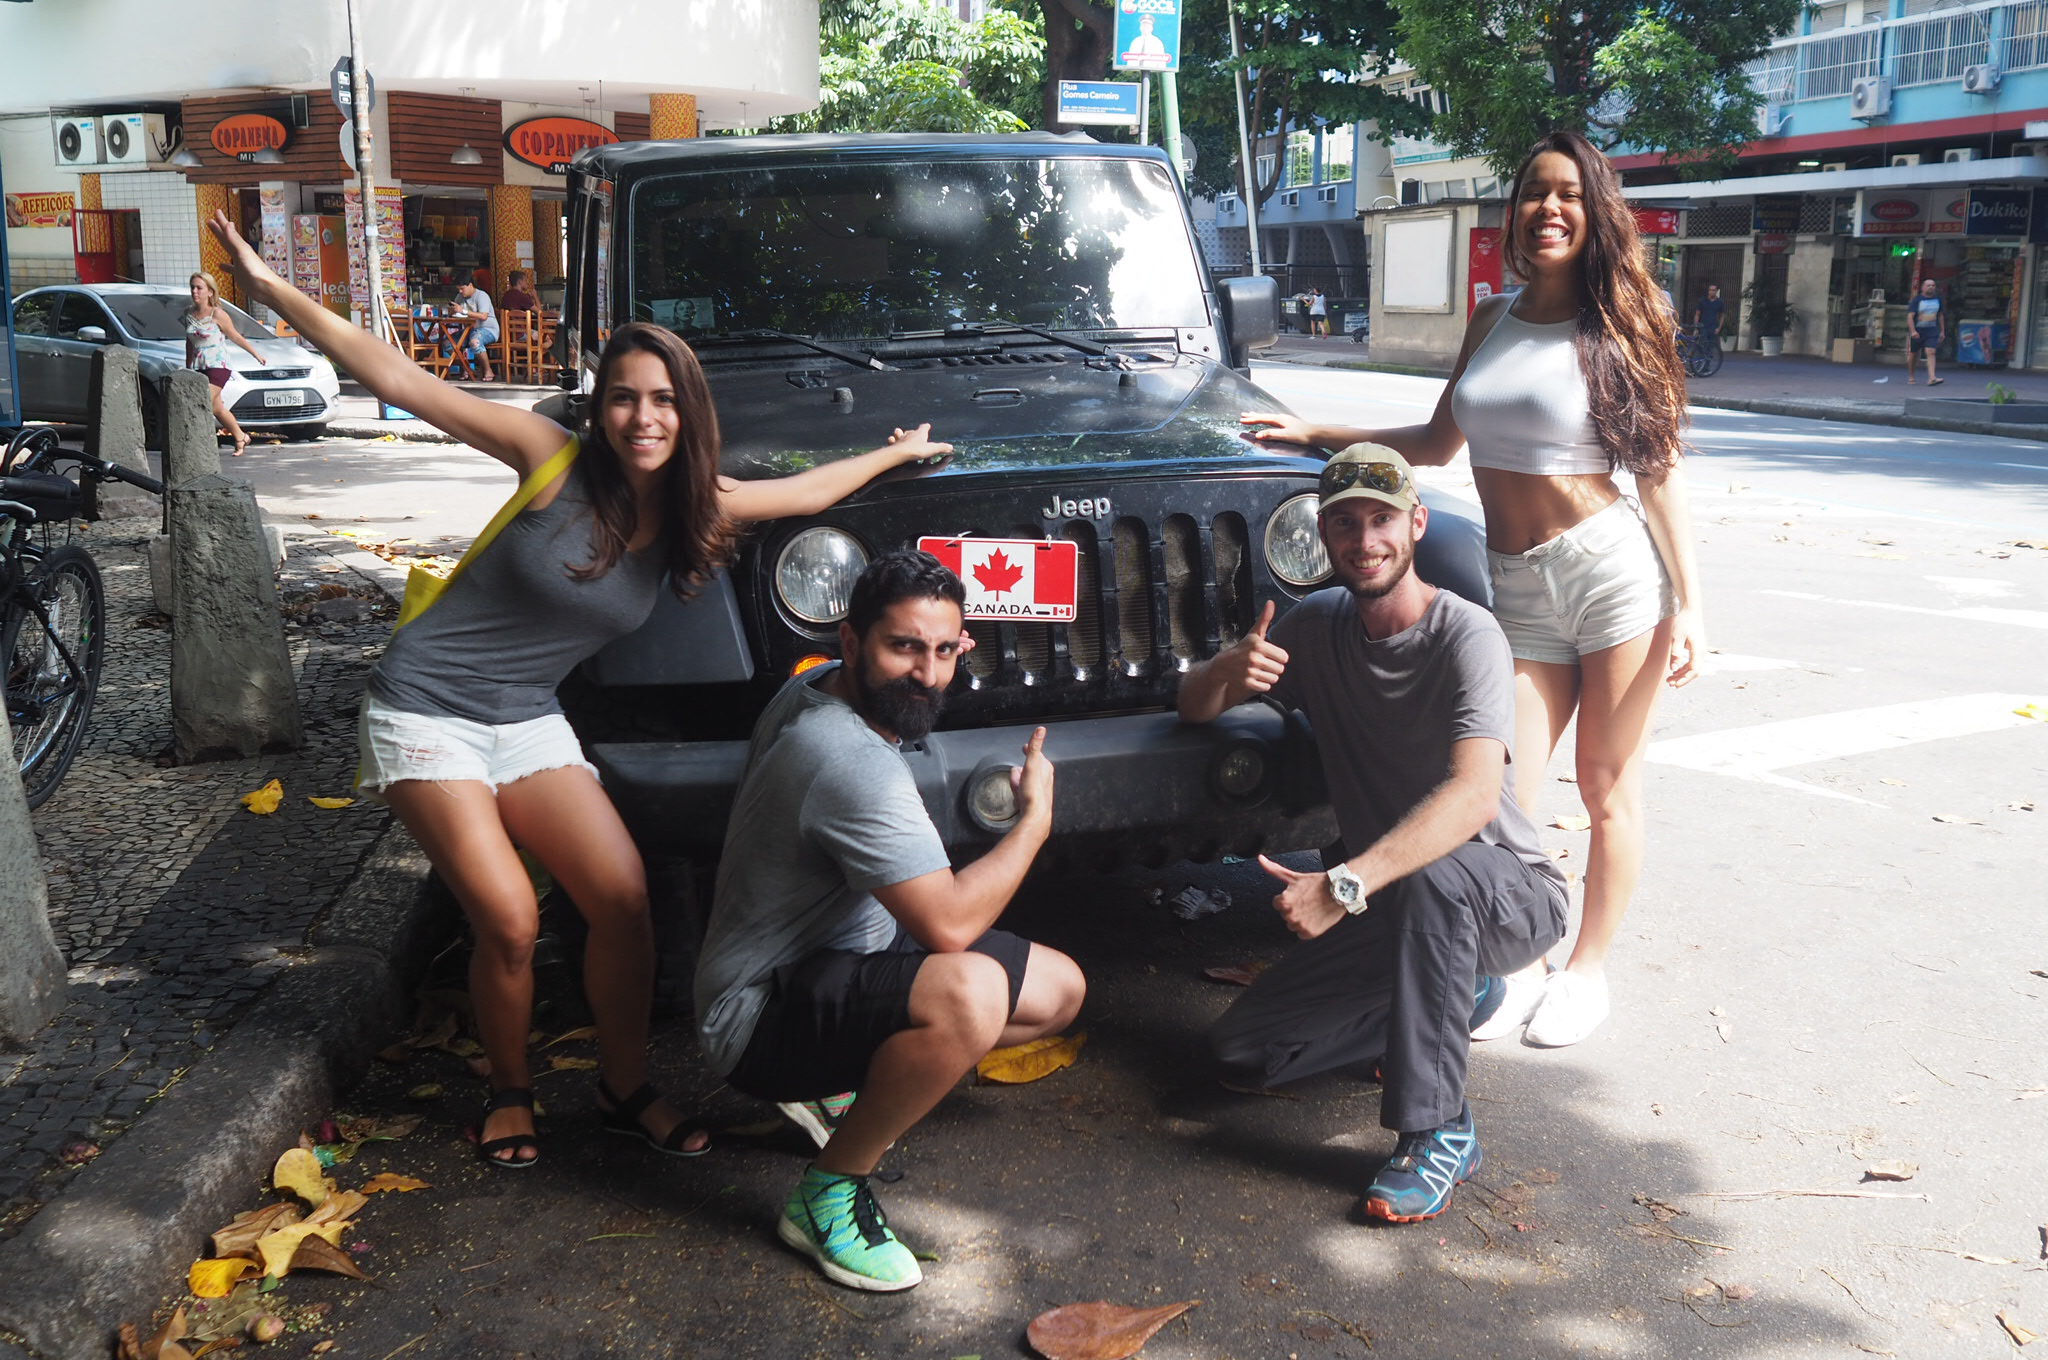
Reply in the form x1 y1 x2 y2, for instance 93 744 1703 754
627 156 1208 344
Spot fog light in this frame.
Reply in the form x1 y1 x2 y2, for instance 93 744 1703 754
791 653 833 676
967 765 1020 831
1211 742 1269 803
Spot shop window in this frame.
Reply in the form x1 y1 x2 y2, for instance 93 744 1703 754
404 195 494 304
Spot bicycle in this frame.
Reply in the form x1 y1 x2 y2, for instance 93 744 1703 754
1677 325 1724 379
2 426 163 808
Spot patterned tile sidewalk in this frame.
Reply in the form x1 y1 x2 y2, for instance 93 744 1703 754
0 518 398 1237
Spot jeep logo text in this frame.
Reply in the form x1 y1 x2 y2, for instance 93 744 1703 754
1041 495 1111 519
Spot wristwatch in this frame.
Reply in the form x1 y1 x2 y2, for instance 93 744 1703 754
1326 864 1367 913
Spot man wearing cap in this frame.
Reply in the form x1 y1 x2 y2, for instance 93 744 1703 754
1176 444 1566 1224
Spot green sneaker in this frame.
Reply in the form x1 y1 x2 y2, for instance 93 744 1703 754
777 1166 923 1292
777 1091 857 1149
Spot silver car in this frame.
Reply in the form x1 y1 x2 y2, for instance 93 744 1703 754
9 283 342 442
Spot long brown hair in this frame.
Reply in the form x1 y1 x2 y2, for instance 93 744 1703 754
1502 131 1687 476
573 322 740 595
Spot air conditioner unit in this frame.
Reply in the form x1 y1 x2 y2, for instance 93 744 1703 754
2016 141 2048 159
1280 190 1300 207
1943 147 1979 163
1890 153 1922 167
1757 102 1786 137
52 115 103 168
100 112 170 168
1850 75 1892 120
1963 63 2003 94
1821 161 1848 173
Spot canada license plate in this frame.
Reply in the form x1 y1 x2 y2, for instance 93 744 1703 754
261 389 298 408
917 536 1079 622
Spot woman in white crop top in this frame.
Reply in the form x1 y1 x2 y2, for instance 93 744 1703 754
1241 131 1703 1049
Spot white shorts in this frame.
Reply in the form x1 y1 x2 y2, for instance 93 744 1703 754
1487 498 1677 666
355 695 599 803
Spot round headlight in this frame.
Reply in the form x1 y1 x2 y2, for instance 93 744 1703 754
775 527 869 625
968 765 1020 831
1264 493 1330 587
1214 745 1267 800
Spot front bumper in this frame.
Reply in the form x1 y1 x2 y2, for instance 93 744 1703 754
591 704 1334 867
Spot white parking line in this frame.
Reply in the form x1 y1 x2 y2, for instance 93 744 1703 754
1762 589 2048 631
1647 692 2045 804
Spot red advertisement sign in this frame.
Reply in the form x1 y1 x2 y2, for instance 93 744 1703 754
1926 193 1968 235
4 192 73 228
1857 191 1926 236
1632 207 1681 236
211 114 288 157
503 116 619 175
917 537 1079 622
1468 227 1503 312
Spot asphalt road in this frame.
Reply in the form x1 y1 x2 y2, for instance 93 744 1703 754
143 374 2047 1358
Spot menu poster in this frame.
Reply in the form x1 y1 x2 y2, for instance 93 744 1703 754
343 186 408 326
290 214 324 306
258 188 291 291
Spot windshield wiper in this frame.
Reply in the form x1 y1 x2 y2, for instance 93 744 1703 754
931 319 1112 359
692 329 894 371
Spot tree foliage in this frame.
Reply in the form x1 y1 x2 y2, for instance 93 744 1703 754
773 0 1044 135
1391 0 1804 176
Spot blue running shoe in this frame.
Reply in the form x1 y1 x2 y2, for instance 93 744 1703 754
777 1166 923 1292
1469 975 1506 1033
1361 1106 1482 1224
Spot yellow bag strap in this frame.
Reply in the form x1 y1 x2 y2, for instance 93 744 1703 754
441 436 580 592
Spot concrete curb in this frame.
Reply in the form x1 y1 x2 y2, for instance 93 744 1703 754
0 829 451 1360
1256 348 2048 441
323 421 461 445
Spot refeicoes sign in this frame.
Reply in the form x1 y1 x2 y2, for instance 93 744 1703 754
503 116 618 175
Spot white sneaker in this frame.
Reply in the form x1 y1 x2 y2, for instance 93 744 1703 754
1471 965 1548 1041
1523 971 1610 1048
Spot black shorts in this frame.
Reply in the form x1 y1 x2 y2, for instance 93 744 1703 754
1911 326 1939 354
726 927 1032 1103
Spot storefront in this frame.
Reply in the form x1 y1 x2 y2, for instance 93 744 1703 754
1846 187 2028 366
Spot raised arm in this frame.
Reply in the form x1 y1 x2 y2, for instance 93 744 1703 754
203 210 568 475
718 423 953 522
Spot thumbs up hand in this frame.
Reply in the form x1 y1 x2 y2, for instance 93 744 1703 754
1257 854 1345 940
1213 599 1289 699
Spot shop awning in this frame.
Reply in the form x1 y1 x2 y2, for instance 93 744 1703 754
1622 155 2048 206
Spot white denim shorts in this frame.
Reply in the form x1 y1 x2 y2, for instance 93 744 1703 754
355 695 599 803
1487 497 1677 666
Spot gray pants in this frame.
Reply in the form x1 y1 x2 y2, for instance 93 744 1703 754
1208 842 1565 1132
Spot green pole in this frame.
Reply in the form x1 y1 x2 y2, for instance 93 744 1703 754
1160 71 1185 186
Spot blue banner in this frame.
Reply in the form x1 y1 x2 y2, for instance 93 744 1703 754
1966 186 2031 238
1113 0 1181 73
1057 81 1143 127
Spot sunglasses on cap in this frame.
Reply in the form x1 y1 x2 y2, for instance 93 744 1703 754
1318 459 1411 500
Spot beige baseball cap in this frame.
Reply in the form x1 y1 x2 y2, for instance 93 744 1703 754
1318 443 1419 515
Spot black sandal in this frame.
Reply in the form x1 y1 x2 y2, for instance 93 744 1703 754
596 1079 711 1158
476 1087 540 1170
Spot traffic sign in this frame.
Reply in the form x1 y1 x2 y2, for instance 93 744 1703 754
330 57 376 114
1113 0 1180 73
339 119 371 171
1057 81 1142 128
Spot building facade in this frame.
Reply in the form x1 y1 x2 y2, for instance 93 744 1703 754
1 1 818 324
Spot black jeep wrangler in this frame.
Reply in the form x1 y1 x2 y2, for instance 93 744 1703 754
548 132 1487 871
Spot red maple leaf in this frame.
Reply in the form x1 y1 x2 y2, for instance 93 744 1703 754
973 549 1024 596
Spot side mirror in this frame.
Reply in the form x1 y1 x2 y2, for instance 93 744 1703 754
1216 275 1280 367
76 326 110 344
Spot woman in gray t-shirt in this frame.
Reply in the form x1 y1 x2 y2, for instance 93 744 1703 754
206 211 952 1169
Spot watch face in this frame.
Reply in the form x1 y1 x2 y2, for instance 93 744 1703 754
1328 868 1361 903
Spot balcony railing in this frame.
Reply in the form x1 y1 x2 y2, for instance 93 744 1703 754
1747 0 2029 103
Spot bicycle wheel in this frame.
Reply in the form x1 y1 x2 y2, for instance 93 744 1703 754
1697 342 1723 378
4 544 107 809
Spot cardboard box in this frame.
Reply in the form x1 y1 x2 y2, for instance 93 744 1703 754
1831 338 1874 364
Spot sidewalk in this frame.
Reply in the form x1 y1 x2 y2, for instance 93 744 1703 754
324 379 559 443
1262 331 2048 440
0 519 445 1360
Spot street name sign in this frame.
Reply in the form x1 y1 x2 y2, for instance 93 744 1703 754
1057 81 1142 127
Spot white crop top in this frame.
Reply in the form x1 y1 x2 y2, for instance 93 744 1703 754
1451 306 1612 475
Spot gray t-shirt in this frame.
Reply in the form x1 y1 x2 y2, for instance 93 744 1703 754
693 664 952 1075
1267 586 1566 898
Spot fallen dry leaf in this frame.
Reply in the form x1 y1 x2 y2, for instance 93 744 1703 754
1551 814 1591 831
1529 1167 1560 1185
1863 1161 1918 1182
362 1173 431 1194
406 1083 445 1100
543 1025 599 1048
1202 965 1261 987
271 1147 330 1208
307 796 355 809
118 1305 192 1360
1027 1300 1200 1360
255 1221 347 1280
2017 703 2047 722
1998 1309 2040 1345
187 1257 257 1298
1879 777 1907 787
2012 801 2037 812
304 1189 367 1228
288 1232 370 1281
978 1033 1087 1084
547 1054 599 1072
1931 814 1983 825
237 779 284 815
210 1203 301 1258
336 1113 424 1144
2013 538 2048 551
1719 1281 1757 1302
181 1281 269 1345
1715 1021 1734 1043
1634 1193 1686 1222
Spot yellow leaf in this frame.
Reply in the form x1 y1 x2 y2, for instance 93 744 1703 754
304 1189 367 1228
209 1202 300 1259
255 1221 348 1280
187 1257 256 1298
271 1146 330 1208
543 1025 599 1048
977 1032 1087 1085
548 1055 599 1071
2016 703 2047 722
237 779 284 815
307 796 356 809
363 1172 432 1194
1551 814 1592 832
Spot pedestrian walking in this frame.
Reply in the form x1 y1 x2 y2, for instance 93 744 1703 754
205 209 953 1169
184 271 265 455
1309 287 1329 338
1908 278 1945 385
1239 129 1703 1048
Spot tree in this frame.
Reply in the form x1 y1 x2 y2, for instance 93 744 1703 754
1391 0 1804 176
772 0 1043 134
1035 0 1116 128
